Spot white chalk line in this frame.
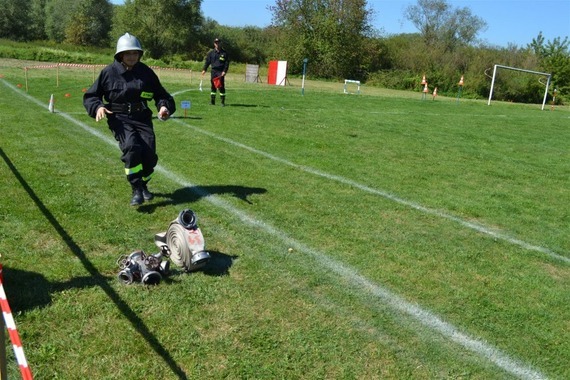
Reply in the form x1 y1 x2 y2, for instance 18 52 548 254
3 79 548 379
157 169 547 380
172 118 569 265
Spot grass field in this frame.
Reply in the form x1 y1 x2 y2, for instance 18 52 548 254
0 58 569 379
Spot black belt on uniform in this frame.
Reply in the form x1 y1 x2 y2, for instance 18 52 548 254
106 102 147 114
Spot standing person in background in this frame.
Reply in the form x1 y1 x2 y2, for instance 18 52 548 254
83 33 176 206
201 38 229 106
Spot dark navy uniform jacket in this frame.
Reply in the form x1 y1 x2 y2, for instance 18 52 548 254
202 48 229 76
83 60 175 123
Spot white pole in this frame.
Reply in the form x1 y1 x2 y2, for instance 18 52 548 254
301 58 308 96
541 75 551 111
487 64 498 106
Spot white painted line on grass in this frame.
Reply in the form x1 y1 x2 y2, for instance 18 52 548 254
172 118 569 265
3 80 549 379
172 89 198 96
158 169 548 380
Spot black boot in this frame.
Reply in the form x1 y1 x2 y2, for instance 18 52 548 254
130 184 144 206
221 96 225 107
142 182 154 201
210 95 216 105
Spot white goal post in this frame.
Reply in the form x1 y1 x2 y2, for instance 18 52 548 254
487 64 552 110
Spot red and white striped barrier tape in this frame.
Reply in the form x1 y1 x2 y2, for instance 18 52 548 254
24 62 192 72
24 64 59 69
57 63 106 68
0 265 33 380
24 63 105 70
150 66 193 72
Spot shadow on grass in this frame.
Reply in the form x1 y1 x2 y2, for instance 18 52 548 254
2 269 102 312
2 250 236 311
137 184 267 214
0 147 189 379
202 250 238 276
155 251 237 282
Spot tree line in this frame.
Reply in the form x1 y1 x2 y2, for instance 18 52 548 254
1 0 568 103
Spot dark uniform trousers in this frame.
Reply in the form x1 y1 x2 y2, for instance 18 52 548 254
109 117 157 187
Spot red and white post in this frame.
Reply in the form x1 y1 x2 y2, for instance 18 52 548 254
0 264 33 380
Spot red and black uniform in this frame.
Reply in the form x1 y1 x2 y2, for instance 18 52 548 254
202 47 229 104
83 60 175 189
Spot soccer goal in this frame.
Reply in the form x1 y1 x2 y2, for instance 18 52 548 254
343 79 361 94
487 64 551 110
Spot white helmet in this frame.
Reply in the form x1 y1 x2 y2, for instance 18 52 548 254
115 33 143 60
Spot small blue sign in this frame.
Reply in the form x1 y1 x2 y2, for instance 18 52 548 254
181 101 191 109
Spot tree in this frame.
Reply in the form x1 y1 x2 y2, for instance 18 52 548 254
45 0 75 42
269 0 374 79
404 0 486 51
64 0 113 47
113 0 203 59
528 32 570 101
206 25 270 65
0 0 109 44
0 0 32 41
29 0 48 41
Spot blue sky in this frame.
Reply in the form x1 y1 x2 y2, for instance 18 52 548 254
111 0 570 48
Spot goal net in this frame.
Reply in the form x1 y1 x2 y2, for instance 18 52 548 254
487 64 551 110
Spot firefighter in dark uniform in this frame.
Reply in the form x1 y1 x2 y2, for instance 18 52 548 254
201 38 229 106
83 33 176 206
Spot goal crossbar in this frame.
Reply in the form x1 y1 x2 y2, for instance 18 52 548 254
487 64 552 110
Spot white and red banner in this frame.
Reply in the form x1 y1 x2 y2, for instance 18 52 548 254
267 60 287 86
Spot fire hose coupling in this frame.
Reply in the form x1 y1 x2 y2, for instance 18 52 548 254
117 250 170 285
156 209 211 272
178 209 197 229
117 209 211 285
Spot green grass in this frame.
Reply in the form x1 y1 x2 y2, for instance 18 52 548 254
0 59 569 379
